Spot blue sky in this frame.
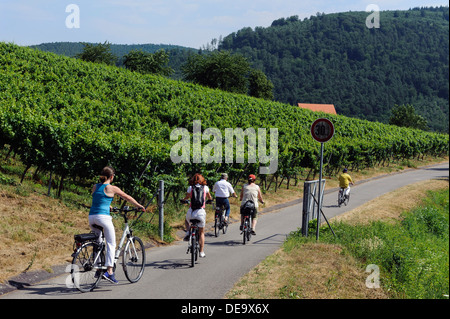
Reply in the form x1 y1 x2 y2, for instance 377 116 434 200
0 0 448 48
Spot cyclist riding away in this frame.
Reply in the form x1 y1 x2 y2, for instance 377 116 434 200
182 173 212 258
212 173 237 224
89 166 145 284
239 174 264 235
338 168 354 200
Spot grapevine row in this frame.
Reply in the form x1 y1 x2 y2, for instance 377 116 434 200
0 43 448 199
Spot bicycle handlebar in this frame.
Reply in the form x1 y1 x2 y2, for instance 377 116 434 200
111 206 139 213
111 206 147 224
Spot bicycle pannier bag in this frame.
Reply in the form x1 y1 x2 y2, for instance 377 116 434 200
241 200 255 214
74 232 98 243
191 185 205 210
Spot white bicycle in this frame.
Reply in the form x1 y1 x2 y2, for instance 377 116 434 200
71 206 146 292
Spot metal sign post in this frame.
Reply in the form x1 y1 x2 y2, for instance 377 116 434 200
316 142 324 240
158 180 164 241
310 118 334 240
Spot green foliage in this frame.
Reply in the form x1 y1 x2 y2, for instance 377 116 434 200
75 41 117 65
0 172 17 186
131 218 175 243
248 69 274 100
287 188 449 299
182 50 251 94
219 7 449 132
123 49 174 76
30 42 196 79
0 42 448 202
402 190 449 238
181 50 274 99
389 104 428 130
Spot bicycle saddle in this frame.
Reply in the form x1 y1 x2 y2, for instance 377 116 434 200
190 219 201 224
92 224 104 232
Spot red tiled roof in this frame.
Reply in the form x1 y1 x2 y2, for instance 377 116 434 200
298 103 337 115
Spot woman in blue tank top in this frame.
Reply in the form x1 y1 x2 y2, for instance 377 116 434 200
89 183 114 216
89 166 145 284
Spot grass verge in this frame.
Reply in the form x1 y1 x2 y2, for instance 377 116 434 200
226 179 449 299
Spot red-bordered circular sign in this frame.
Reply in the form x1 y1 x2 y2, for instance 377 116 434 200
311 118 334 143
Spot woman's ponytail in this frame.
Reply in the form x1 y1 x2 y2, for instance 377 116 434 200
99 166 115 183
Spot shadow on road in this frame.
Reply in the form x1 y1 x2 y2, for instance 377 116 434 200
146 258 192 270
423 167 449 171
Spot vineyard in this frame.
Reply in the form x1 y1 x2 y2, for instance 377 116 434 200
0 42 448 202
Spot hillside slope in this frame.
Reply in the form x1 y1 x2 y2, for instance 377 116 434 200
0 42 448 199
219 7 449 132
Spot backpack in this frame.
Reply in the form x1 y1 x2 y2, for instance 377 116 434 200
241 200 255 215
191 185 205 210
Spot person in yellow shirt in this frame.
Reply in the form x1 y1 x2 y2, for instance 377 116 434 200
339 168 354 199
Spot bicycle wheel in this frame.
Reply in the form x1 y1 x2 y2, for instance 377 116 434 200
195 234 199 262
71 242 104 292
242 219 248 245
123 236 146 283
191 233 196 267
214 215 220 237
338 191 343 207
344 194 350 206
222 215 228 235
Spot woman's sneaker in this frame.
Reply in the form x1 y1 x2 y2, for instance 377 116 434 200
102 272 118 284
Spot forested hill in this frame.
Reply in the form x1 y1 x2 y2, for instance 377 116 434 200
219 7 449 132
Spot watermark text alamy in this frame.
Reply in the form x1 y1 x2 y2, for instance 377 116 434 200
170 120 278 174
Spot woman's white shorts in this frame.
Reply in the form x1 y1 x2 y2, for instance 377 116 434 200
185 208 206 228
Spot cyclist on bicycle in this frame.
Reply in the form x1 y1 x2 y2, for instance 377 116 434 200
338 168 354 199
212 173 237 224
181 173 212 258
239 174 264 235
89 166 145 284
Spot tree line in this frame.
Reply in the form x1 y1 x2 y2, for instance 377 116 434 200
74 41 274 101
218 7 449 132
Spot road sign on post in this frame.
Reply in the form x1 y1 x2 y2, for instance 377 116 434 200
311 118 334 143
310 118 334 240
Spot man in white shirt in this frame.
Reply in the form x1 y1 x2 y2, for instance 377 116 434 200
212 173 237 223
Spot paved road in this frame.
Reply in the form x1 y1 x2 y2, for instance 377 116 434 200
2 163 448 299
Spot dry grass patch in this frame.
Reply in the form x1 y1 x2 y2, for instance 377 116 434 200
0 188 88 283
226 243 389 299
